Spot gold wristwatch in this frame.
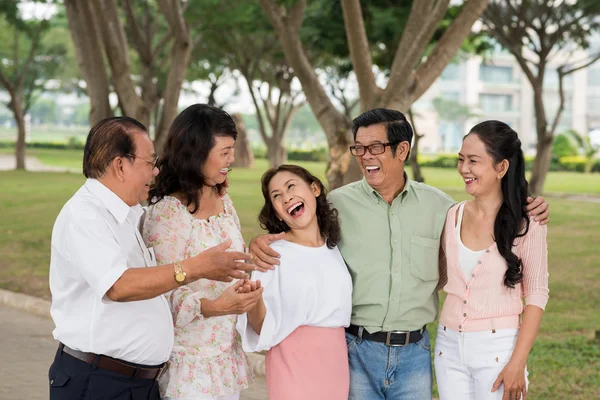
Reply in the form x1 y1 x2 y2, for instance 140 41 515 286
174 260 187 284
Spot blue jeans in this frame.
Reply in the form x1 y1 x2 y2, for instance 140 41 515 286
346 330 432 400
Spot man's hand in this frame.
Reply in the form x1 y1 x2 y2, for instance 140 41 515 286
525 196 549 225
202 280 263 317
186 240 268 282
248 233 285 270
491 361 527 400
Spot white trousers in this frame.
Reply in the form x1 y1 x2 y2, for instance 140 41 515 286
434 325 529 400
164 393 240 400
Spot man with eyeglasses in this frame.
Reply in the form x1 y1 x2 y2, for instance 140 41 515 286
250 108 549 399
48 117 261 399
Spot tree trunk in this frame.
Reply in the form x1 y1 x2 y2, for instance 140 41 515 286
266 138 287 168
327 135 362 189
64 0 113 124
529 86 551 195
11 98 26 170
154 0 193 152
231 113 254 168
91 0 150 126
529 137 553 195
408 108 424 182
259 0 360 189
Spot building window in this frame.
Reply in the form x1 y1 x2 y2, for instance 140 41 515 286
479 94 513 112
439 121 464 152
480 65 513 83
441 63 460 81
544 68 573 89
589 66 600 86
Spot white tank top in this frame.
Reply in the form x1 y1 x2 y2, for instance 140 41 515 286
456 202 487 279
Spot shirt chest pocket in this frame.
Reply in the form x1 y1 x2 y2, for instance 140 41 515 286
410 235 440 281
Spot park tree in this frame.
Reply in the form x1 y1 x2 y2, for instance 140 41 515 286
260 0 489 188
482 0 600 194
64 0 193 148
0 1 66 170
195 1 304 167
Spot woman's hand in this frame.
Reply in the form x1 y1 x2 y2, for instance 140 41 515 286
202 280 263 317
236 279 262 294
492 361 527 400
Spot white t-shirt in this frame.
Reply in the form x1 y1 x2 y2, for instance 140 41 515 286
236 239 353 352
49 179 174 365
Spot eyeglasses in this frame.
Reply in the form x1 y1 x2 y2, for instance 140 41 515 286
126 153 159 168
349 143 393 156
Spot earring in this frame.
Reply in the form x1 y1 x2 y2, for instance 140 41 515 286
497 175 501 180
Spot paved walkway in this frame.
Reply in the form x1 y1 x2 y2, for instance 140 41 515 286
0 305 267 399
0 154 77 172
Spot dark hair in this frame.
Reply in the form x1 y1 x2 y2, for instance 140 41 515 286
149 104 237 213
83 116 147 179
258 165 341 249
467 120 530 288
352 108 413 161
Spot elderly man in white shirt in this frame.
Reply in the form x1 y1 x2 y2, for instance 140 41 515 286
48 116 262 400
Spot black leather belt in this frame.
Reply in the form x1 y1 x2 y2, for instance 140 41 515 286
345 324 426 347
59 343 166 380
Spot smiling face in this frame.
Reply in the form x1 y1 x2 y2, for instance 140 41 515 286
458 133 508 198
122 131 159 205
201 135 235 186
354 124 407 192
267 170 321 233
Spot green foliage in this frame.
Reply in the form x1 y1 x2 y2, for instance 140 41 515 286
0 2 67 114
418 152 600 174
553 133 579 162
301 0 494 76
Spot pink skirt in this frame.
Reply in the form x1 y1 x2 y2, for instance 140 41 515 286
265 326 349 400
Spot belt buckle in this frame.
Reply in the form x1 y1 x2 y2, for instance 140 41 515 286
385 330 410 347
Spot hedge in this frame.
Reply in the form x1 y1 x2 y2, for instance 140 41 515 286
3 141 598 173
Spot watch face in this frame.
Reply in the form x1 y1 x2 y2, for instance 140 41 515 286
175 272 186 283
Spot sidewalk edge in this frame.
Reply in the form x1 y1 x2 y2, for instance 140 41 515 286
0 288 266 377
0 288 51 319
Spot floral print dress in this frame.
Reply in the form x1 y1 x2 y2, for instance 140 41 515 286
142 194 252 399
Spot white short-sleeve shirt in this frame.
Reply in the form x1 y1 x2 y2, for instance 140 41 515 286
49 179 174 365
237 240 353 352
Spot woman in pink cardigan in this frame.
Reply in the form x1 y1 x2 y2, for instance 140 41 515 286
435 120 549 400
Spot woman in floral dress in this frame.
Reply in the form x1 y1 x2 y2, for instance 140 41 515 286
142 104 263 400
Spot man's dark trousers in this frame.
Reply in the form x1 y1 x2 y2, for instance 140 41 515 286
48 345 161 400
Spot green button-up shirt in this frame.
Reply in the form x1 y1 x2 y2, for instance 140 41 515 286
328 175 454 333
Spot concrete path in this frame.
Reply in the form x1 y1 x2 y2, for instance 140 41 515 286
0 154 78 172
0 305 267 400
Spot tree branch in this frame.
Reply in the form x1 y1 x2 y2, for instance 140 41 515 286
340 0 378 111
408 0 489 105
156 0 188 43
383 0 450 107
245 74 270 143
547 68 566 138
259 0 348 141
0 65 15 93
122 0 152 63
562 52 600 75
17 24 43 91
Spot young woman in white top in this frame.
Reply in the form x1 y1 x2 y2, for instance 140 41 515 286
236 164 353 400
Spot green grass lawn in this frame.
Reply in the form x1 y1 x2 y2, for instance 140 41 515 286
0 160 599 398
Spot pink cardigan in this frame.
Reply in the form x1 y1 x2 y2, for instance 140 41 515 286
438 202 549 332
